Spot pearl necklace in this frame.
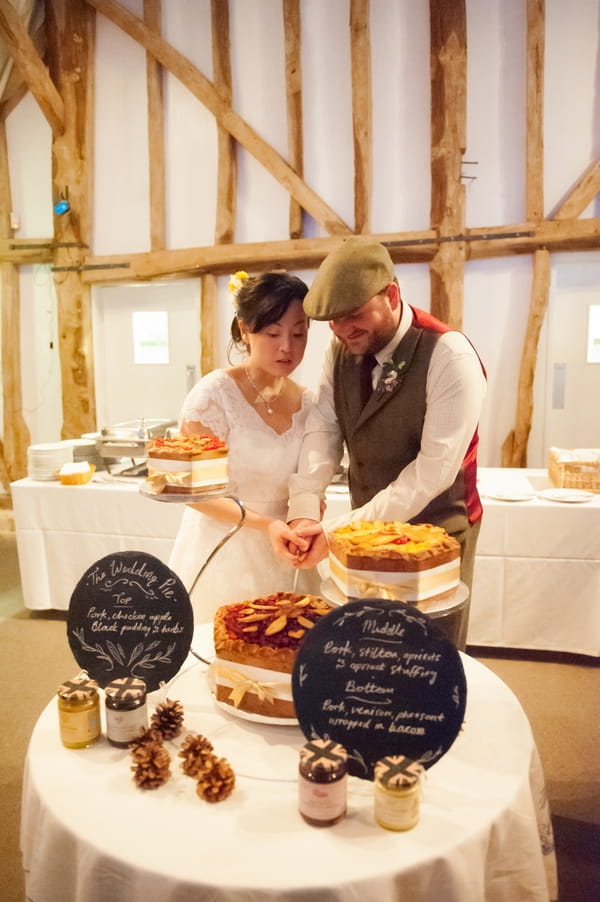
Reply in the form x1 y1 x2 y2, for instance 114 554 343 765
245 366 285 415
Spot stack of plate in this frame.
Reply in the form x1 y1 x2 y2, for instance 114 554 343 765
27 443 73 481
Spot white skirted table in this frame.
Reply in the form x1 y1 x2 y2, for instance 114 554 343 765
21 632 557 902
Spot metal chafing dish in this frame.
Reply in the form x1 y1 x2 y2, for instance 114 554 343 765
96 418 177 471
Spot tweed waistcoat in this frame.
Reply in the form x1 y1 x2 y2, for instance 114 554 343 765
332 306 483 537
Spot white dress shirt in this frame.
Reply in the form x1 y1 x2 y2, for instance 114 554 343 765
288 301 487 530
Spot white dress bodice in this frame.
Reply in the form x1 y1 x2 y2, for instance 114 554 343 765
168 370 320 622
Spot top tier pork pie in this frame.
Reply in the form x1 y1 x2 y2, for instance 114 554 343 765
146 434 228 494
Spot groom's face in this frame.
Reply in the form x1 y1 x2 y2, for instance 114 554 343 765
328 284 400 356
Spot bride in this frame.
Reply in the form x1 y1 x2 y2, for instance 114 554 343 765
168 271 321 623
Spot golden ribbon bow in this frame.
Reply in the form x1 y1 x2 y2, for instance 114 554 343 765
146 469 192 493
215 664 288 709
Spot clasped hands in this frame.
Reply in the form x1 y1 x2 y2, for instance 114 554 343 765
268 518 329 569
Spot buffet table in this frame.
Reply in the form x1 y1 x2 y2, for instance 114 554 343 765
21 632 557 902
10 468 600 656
10 475 183 611
470 468 600 657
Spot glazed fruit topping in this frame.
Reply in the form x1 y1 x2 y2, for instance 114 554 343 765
225 594 331 649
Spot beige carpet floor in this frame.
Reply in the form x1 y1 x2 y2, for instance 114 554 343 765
1 525 599 901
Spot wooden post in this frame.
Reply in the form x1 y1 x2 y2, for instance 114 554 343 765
212 0 236 246
429 0 467 328
145 0 167 251
0 119 30 484
283 0 304 239
350 0 372 234
200 273 218 376
47 0 97 438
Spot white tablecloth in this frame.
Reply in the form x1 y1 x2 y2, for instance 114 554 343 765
11 469 600 656
10 476 183 611
470 469 600 657
21 635 557 902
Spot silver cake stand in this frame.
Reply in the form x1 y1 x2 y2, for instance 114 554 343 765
139 484 246 663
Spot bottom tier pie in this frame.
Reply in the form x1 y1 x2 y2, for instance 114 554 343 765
213 592 332 719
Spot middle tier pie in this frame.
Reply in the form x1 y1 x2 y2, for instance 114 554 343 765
213 592 333 719
328 520 461 602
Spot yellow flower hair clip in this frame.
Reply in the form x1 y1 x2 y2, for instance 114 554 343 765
228 271 249 299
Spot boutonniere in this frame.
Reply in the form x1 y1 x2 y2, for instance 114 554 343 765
376 359 407 395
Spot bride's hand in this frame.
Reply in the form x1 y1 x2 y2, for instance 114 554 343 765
267 519 312 563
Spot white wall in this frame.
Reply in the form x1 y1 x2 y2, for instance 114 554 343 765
2 0 599 466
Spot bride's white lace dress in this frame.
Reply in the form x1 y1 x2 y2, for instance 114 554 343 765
168 370 321 623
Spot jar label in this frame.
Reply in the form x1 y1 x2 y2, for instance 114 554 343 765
106 704 148 743
374 785 420 831
59 707 101 747
298 774 347 822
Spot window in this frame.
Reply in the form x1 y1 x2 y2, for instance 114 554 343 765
132 311 169 364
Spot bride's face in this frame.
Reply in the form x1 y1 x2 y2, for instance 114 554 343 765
243 299 309 376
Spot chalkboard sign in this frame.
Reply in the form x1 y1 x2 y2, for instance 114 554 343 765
292 599 466 779
67 551 193 691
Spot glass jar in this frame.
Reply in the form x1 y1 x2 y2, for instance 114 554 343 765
104 677 148 748
298 738 347 827
374 755 424 831
57 677 101 749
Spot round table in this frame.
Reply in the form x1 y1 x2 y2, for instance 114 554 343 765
21 629 557 902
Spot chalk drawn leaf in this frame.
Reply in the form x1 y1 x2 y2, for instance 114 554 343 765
106 641 125 665
131 643 176 675
128 643 145 666
71 627 115 670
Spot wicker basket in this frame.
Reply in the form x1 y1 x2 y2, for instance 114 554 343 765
548 448 600 493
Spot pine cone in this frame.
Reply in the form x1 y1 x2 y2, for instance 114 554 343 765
131 739 171 789
179 733 214 777
196 754 236 803
128 725 163 753
150 698 184 740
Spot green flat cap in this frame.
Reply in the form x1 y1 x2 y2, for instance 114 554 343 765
304 237 395 320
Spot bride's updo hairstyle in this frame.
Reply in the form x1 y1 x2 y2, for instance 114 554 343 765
230 272 309 354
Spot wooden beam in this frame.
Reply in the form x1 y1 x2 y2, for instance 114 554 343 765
0 238 53 264
429 0 467 326
211 0 236 245
0 0 65 135
552 156 600 220
76 217 600 285
84 0 352 235
525 0 544 221
350 0 372 234
502 248 551 467
0 19 47 120
144 0 166 250
466 218 600 258
0 119 30 484
283 0 303 239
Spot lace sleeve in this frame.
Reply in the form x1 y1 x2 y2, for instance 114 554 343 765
177 372 230 440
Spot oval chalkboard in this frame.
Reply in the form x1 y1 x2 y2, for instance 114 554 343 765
67 551 193 691
292 599 466 779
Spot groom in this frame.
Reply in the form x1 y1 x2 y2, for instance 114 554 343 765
270 237 487 648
